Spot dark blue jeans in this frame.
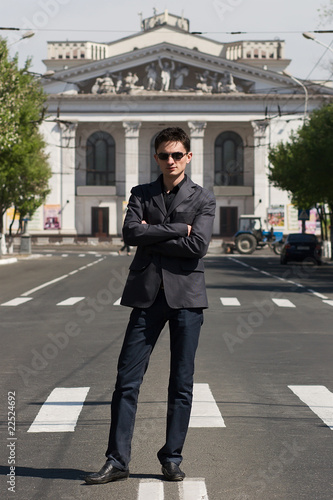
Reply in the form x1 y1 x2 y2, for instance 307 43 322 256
105 289 203 470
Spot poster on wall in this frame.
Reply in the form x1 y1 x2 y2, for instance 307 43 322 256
287 204 299 232
5 208 20 232
299 208 320 234
44 205 61 230
267 205 285 227
28 206 43 231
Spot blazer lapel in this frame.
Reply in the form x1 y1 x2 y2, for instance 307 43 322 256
147 175 166 217
166 176 196 217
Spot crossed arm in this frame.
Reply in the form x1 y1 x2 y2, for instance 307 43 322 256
122 191 216 259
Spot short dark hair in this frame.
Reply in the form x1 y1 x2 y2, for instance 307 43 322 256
154 127 190 153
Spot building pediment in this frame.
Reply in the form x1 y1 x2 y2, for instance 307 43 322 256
43 42 300 97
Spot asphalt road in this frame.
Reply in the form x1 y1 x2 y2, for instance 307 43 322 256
1 250 333 500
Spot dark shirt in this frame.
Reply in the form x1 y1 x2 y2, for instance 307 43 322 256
162 175 186 212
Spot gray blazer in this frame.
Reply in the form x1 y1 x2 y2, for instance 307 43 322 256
120 175 216 309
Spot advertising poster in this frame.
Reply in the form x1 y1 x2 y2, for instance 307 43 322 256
28 206 43 231
287 204 299 232
44 205 61 230
5 208 20 232
299 208 320 235
267 205 285 227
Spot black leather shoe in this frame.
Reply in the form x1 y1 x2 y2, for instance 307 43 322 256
161 462 185 481
84 461 129 484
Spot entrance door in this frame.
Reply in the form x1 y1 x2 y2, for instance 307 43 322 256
91 207 109 237
220 207 238 237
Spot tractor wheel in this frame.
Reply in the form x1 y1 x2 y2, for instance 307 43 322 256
235 234 257 254
273 242 284 255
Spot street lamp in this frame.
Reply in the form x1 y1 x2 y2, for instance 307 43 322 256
303 32 333 55
282 70 308 120
7 30 35 47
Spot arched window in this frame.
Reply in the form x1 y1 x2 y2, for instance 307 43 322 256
214 131 244 186
86 131 115 186
150 134 160 181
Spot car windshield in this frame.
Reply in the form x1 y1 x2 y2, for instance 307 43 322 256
287 234 317 243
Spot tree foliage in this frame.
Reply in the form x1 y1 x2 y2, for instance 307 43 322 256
318 0 333 24
0 38 51 233
268 103 333 239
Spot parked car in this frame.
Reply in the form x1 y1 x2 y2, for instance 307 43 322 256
280 233 322 265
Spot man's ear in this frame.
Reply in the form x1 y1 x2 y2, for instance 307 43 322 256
186 152 193 163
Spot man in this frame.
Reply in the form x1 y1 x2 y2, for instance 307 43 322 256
84 127 216 485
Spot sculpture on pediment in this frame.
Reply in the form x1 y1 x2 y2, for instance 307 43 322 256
111 72 123 93
91 73 116 94
158 57 175 91
217 72 238 93
145 63 157 90
173 64 189 90
124 72 144 93
209 72 219 93
195 70 212 93
99 73 116 93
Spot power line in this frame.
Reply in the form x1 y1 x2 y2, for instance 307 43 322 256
1 26 333 35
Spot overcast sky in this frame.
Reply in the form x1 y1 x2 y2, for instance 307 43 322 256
2 0 333 81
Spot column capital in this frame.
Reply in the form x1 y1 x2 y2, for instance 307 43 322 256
57 120 78 134
123 121 142 137
251 120 269 138
188 121 207 137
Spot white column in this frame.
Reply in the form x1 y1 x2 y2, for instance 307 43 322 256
123 122 141 202
251 120 269 220
59 121 78 234
188 121 206 186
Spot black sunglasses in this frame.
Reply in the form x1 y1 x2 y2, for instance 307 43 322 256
157 152 187 161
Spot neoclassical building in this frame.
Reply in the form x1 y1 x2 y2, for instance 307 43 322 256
19 10 333 239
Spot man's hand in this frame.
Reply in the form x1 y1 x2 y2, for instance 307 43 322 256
141 220 147 224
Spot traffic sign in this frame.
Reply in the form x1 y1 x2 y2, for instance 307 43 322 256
298 209 310 221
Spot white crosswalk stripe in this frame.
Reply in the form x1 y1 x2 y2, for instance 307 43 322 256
323 300 333 307
271 298 296 308
137 479 209 500
56 297 85 306
138 480 164 500
220 297 240 306
1 297 33 307
179 479 209 500
28 387 90 433
189 383 225 428
288 385 333 430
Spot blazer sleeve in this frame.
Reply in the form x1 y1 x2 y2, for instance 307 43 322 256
148 190 216 259
122 190 188 246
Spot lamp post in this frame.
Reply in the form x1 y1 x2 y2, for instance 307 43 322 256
303 32 333 55
282 70 308 120
7 30 35 47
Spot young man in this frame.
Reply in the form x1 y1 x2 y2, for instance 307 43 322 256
84 127 216 484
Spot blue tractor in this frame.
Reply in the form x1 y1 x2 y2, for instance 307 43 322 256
234 215 284 255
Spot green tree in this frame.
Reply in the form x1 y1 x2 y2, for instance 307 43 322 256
268 103 333 242
318 1 333 23
0 38 51 234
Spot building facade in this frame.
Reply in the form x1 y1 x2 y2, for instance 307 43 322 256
10 10 332 240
